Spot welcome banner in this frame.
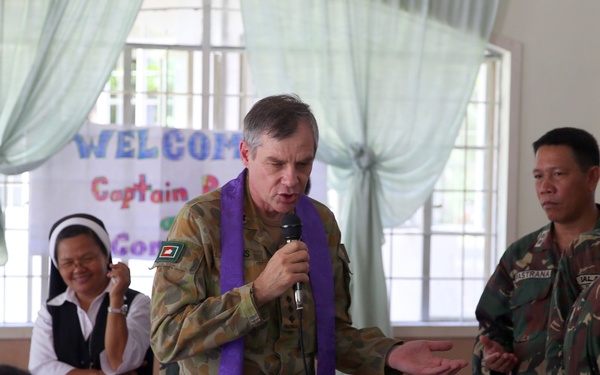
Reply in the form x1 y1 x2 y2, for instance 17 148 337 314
29 123 328 260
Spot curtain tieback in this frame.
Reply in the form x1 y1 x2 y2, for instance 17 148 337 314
351 143 375 171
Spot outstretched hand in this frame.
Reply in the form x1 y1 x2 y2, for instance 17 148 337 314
386 340 467 375
479 335 518 373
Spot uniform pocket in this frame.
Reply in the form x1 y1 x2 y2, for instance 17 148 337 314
510 277 553 342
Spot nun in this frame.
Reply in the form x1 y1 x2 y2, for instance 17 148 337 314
28 213 153 375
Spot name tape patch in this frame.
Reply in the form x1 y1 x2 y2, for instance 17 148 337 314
514 269 552 283
577 274 600 289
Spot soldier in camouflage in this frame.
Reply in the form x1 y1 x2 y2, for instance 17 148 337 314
546 230 600 374
150 94 468 374
472 127 600 374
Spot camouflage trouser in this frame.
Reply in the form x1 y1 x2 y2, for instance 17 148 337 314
564 277 600 374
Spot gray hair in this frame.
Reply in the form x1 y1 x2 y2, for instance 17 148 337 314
243 94 319 157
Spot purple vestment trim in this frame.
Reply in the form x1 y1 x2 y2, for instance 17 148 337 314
296 194 336 374
219 169 336 374
219 169 246 375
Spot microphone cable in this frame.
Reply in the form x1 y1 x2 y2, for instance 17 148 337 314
281 213 309 375
296 302 309 375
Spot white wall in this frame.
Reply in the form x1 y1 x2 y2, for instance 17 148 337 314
493 0 600 240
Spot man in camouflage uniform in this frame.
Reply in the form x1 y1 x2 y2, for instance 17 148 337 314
472 127 600 374
150 94 468 374
547 230 600 374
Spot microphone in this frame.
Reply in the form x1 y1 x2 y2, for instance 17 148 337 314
281 213 303 311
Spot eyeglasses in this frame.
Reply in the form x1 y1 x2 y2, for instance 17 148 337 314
58 255 101 272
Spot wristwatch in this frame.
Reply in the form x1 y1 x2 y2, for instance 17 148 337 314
107 304 128 315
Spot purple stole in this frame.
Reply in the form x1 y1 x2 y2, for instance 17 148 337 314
219 169 336 374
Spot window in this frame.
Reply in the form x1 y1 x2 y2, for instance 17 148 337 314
384 49 510 323
90 1 253 131
0 173 42 324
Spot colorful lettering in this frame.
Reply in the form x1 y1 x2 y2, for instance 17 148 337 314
74 128 241 160
92 174 188 209
74 130 114 158
112 232 162 257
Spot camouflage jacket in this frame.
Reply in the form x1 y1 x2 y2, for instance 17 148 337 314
473 223 561 375
546 229 600 374
150 185 401 374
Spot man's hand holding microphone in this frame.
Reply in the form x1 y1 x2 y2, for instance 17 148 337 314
252 214 309 309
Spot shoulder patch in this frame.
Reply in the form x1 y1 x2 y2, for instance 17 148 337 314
155 241 185 263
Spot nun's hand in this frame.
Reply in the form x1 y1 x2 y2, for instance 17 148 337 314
107 262 131 298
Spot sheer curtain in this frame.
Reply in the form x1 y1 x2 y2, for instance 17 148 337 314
241 0 498 334
0 0 142 265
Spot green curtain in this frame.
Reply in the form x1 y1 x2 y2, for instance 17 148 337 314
241 0 498 334
0 0 142 266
